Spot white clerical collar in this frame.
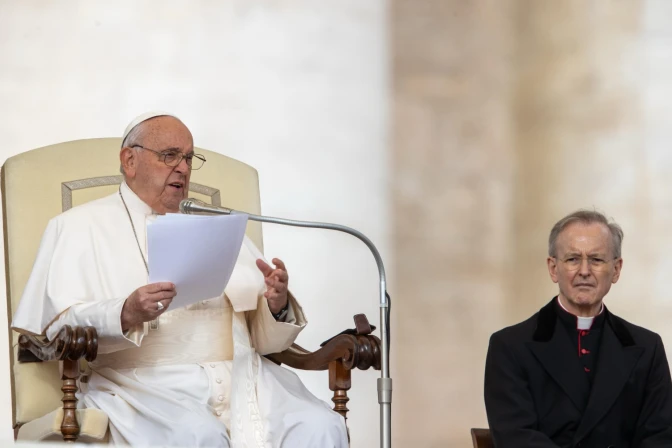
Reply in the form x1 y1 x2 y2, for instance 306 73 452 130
120 181 156 216
557 297 604 330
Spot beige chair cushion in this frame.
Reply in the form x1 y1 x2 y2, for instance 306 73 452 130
4 138 263 426
17 408 109 443
12 346 62 425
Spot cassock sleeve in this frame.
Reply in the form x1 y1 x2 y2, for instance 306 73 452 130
246 291 307 356
45 300 145 354
225 236 307 355
633 334 672 447
12 215 145 353
484 332 562 447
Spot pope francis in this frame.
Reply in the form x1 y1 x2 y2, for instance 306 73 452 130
11 112 348 447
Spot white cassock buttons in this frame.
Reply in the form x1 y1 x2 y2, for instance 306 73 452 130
210 363 216 368
216 378 222 384
218 395 224 402
216 411 222 417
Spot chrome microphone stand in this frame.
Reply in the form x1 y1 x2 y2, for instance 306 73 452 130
180 199 392 448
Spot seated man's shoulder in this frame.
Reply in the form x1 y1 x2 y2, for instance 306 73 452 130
609 312 662 347
490 313 539 345
51 193 119 229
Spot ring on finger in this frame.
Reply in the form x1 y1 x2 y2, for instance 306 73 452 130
157 301 165 311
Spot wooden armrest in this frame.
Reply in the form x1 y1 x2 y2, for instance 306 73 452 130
16 325 98 443
266 314 381 428
267 313 381 371
18 325 98 363
267 332 381 371
470 428 494 448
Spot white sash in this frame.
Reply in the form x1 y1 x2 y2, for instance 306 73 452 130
90 306 234 370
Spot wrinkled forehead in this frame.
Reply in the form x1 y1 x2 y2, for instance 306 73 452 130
556 222 613 255
123 112 179 140
138 117 194 152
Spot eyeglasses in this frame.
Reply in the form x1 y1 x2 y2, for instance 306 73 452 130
131 145 206 170
554 255 619 272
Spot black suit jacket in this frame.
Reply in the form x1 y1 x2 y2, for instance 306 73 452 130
484 298 672 448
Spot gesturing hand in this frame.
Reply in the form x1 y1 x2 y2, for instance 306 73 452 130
121 282 176 331
256 258 288 315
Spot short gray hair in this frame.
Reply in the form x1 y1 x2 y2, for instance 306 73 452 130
119 122 147 175
548 209 624 258
121 122 145 149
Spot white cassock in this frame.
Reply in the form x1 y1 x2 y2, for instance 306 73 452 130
12 182 348 448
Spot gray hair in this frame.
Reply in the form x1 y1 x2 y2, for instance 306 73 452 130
548 209 624 258
119 122 147 175
121 122 145 149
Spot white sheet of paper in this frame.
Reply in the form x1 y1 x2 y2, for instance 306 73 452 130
147 213 248 309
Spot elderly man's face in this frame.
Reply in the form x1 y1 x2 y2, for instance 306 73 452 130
121 116 194 214
547 222 623 316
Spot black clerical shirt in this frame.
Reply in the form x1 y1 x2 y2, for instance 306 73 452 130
555 298 605 386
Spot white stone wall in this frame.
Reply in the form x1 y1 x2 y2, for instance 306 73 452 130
0 1 388 446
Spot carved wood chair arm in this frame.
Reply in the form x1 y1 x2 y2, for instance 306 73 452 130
18 325 98 363
265 313 382 431
267 333 381 372
16 325 99 443
267 337 354 370
267 313 381 372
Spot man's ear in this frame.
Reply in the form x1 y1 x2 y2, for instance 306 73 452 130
612 257 623 284
547 256 559 284
120 147 137 179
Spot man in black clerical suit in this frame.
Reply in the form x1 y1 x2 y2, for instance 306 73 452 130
484 210 672 447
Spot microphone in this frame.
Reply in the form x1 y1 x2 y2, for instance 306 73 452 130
178 198 393 448
179 198 234 215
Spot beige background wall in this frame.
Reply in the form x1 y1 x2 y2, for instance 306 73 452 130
392 0 672 446
392 1 514 445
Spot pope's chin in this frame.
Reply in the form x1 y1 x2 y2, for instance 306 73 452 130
161 197 183 214
163 188 185 201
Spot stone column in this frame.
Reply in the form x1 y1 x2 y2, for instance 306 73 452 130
392 1 515 445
